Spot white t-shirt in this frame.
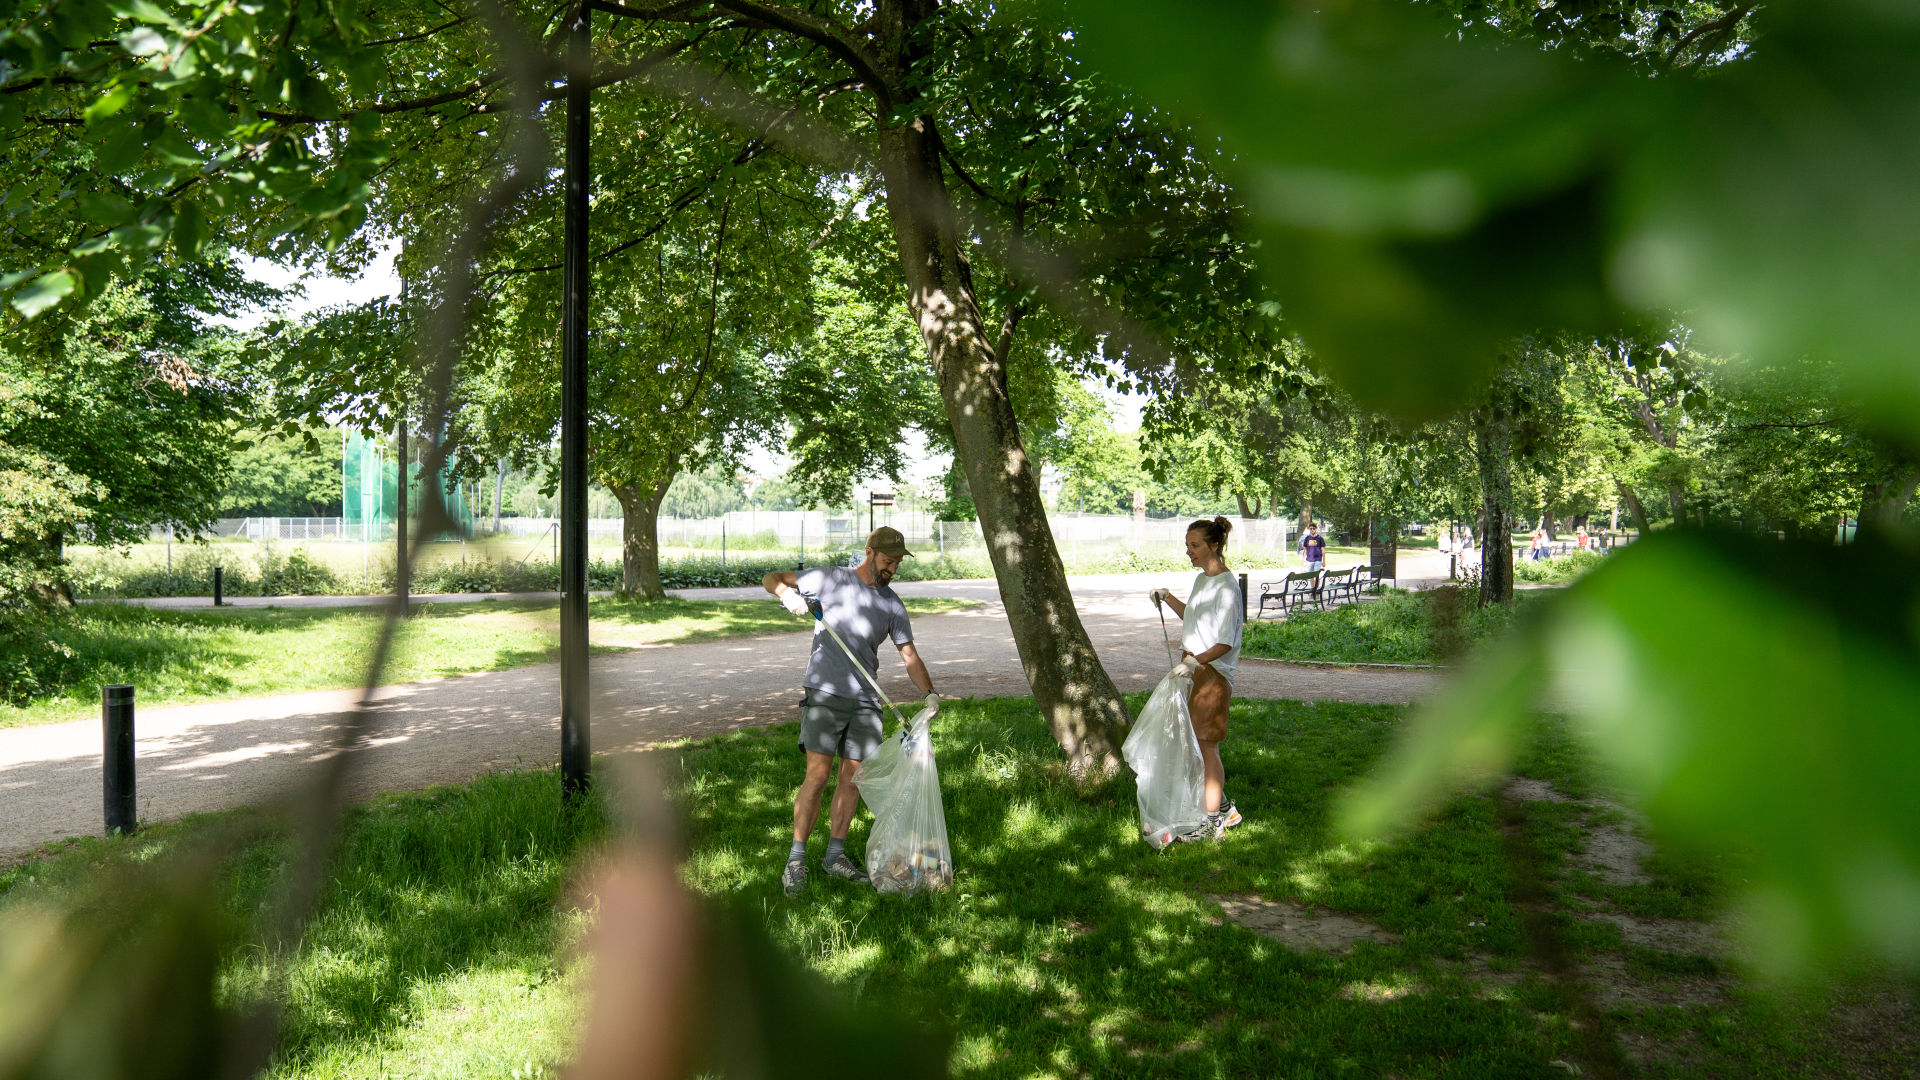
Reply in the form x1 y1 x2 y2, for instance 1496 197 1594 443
1182 571 1244 687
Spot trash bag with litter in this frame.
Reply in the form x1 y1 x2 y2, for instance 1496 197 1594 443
856 704 953 894
1121 672 1207 848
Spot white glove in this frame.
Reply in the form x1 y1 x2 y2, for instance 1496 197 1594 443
1171 657 1197 678
922 691 941 718
1149 588 1172 607
778 587 809 617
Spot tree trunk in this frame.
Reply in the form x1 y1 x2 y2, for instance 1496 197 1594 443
1859 466 1920 537
1235 491 1263 519
396 420 410 615
1298 496 1314 535
874 113 1127 774
611 474 674 600
492 456 505 533
1666 482 1688 528
1475 408 1515 606
1616 481 1652 535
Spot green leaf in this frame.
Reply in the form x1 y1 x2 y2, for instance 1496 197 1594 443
9 270 77 318
109 0 177 24
172 201 207 257
150 126 201 166
1074 0 1634 417
92 121 147 174
83 83 136 124
119 25 171 57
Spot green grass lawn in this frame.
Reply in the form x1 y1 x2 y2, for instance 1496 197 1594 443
1242 588 1528 666
1 698 1903 1078
1 596 976 728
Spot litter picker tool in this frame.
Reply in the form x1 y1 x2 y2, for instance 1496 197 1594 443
806 597 913 729
1152 591 1179 669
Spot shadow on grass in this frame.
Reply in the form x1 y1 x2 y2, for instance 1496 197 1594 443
669 696 1583 1079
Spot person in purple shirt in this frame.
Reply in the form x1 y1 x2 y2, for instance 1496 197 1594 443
1298 523 1325 572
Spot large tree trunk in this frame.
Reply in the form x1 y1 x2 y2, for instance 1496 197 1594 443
1666 482 1688 527
1859 466 1920 537
873 110 1127 774
1297 495 1314 535
611 474 674 600
1235 491 1263 519
1475 408 1515 607
1616 481 1652 535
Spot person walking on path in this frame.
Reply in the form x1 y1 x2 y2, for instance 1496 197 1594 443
1148 517 1246 841
763 526 940 896
1298 522 1325 573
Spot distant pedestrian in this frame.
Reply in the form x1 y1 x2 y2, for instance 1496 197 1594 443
1576 526 1591 551
1529 528 1548 561
1298 523 1325 573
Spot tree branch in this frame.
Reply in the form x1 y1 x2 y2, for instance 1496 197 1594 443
705 0 891 108
363 14 474 48
673 194 732 414
1666 3 1755 67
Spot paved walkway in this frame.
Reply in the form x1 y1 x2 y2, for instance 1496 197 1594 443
6 558 1457 859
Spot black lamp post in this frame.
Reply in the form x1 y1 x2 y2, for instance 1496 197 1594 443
559 0 592 802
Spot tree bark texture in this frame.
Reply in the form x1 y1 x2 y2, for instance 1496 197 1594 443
1859 466 1920 536
1476 408 1515 606
873 109 1128 773
1616 481 1652 535
611 475 674 600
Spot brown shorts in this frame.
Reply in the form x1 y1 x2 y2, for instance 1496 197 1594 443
1190 663 1231 742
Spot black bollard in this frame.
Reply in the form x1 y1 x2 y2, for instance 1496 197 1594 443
103 685 136 835
213 565 224 606
1238 572 1249 624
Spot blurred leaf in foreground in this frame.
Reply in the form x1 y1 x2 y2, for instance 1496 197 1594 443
0 851 236 1080
1340 532 1920 978
1075 0 1920 434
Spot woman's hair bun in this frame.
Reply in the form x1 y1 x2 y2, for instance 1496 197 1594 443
1213 516 1233 534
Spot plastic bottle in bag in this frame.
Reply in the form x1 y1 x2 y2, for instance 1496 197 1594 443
854 707 953 894
1121 672 1208 848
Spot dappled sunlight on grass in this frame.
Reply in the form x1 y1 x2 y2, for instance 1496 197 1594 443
666 694 1615 1077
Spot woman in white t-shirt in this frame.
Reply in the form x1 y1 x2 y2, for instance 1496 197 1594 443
1147 516 1245 840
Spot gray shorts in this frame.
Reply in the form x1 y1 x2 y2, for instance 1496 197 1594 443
797 687 885 760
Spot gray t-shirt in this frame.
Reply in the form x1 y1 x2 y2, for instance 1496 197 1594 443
797 566 913 702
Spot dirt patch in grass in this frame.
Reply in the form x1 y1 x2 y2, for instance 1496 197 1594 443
1208 893 1401 953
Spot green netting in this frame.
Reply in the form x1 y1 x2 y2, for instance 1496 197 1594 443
342 430 475 540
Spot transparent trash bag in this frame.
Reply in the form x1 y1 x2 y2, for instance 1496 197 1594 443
1121 672 1207 849
855 707 953 894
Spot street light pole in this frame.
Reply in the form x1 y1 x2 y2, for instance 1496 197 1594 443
559 0 592 802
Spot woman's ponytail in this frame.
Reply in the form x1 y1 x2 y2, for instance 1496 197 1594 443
1188 516 1232 553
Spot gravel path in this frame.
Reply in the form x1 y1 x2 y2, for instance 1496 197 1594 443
4 561 1454 859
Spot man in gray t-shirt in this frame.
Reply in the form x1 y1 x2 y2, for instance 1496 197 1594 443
762 526 940 896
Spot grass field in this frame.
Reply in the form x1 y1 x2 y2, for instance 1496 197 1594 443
3 697 1903 1078
1 595 976 729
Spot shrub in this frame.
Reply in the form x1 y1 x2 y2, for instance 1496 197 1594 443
1514 549 1604 584
0 607 81 706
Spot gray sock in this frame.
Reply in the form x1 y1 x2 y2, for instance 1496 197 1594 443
825 837 846 860
788 840 807 861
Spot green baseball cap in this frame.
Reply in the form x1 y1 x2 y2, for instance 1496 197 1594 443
867 526 915 558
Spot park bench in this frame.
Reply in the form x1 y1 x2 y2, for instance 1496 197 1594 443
1271 569 1322 615
1322 566 1359 606
1352 564 1385 596
1256 577 1290 619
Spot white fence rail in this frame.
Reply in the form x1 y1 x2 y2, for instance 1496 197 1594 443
148 511 1292 558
